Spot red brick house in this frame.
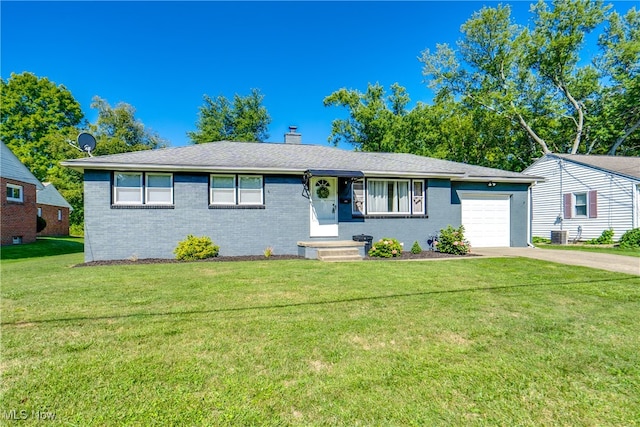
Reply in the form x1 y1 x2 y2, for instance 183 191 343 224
37 182 73 236
1 142 44 245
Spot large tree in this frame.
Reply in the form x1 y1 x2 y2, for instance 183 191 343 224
592 7 640 155
88 96 167 155
188 89 271 143
0 72 84 181
419 0 617 155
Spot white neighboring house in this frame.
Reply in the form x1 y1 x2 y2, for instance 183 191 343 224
524 154 640 242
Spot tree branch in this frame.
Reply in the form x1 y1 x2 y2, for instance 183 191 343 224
608 117 640 155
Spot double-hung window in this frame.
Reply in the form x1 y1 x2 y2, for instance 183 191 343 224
6 183 23 202
211 175 236 204
238 176 263 205
210 174 263 205
367 179 411 214
114 172 173 205
146 173 173 205
574 193 587 217
114 172 143 204
412 180 425 214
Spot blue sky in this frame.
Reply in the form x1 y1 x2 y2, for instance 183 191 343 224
1 1 633 148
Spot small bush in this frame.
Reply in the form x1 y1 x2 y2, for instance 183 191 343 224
618 228 640 249
587 229 614 245
411 241 422 254
36 216 47 233
532 236 551 245
436 225 470 255
174 235 219 261
369 238 403 258
264 246 274 258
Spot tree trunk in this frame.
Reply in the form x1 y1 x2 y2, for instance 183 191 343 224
608 118 640 155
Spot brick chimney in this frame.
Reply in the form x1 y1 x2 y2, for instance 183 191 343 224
284 126 301 144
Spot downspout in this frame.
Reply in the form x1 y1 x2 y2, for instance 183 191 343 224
528 182 536 248
559 159 564 231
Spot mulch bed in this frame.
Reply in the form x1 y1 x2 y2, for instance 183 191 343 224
76 251 477 267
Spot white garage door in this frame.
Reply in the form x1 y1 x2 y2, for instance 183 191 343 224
460 194 511 247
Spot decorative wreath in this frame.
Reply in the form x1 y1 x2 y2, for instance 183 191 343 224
316 185 330 199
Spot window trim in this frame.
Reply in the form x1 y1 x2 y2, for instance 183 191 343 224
145 173 174 205
113 172 174 206
113 172 143 205
412 179 426 215
57 209 62 221
210 174 237 205
352 179 365 216
365 178 412 215
574 192 588 217
210 174 264 206
6 183 23 202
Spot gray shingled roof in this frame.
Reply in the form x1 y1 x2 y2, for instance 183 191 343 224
37 182 73 209
1 142 44 188
62 141 539 182
551 154 640 180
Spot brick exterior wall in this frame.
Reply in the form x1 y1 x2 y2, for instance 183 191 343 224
82 170 532 262
1 177 38 245
37 204 70 237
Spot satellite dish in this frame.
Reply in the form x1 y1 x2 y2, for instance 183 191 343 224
77 132 96 155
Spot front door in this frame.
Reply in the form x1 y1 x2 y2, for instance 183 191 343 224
310 177 338 237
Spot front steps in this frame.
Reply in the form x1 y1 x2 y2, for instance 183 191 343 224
297 240 365 261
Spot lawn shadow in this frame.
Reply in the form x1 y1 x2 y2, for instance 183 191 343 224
1 237 84 260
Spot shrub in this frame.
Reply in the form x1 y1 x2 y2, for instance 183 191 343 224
411 241 422 254
618 228 640 249
436 225 470 255
264 246 274 258
36 216 47 233
369 238 403 258
587 229 614 245
532 236 551 245
174 235 219 261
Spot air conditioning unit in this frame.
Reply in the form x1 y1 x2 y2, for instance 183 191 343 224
550 230 568 245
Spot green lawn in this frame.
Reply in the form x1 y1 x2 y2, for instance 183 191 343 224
2 241 639 425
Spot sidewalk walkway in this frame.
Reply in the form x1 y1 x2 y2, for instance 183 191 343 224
474 247 640 276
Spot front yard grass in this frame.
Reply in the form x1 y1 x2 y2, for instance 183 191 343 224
2 251 639 425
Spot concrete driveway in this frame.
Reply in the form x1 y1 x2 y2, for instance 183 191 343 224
474 247 640 276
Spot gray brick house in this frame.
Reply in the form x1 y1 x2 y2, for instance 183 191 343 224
62 134 540 261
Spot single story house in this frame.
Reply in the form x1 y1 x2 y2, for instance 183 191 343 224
1 141 44 245
37 182 73 237
62 132 541 262
524 153 640 242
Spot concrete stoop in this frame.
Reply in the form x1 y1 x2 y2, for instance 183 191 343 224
297 240 365 261
317 247 363 262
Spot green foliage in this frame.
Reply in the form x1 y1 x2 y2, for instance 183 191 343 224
411 241 423 254
263 246 274 258
618 228 640 249
173 235 220 261
532 236 551 244
36 216 47 233
437 225 470 255
586 229 614 245
419 1 639 157
0 72 84 181
188 89 271 143
89 96 168 154
368 238 403 258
